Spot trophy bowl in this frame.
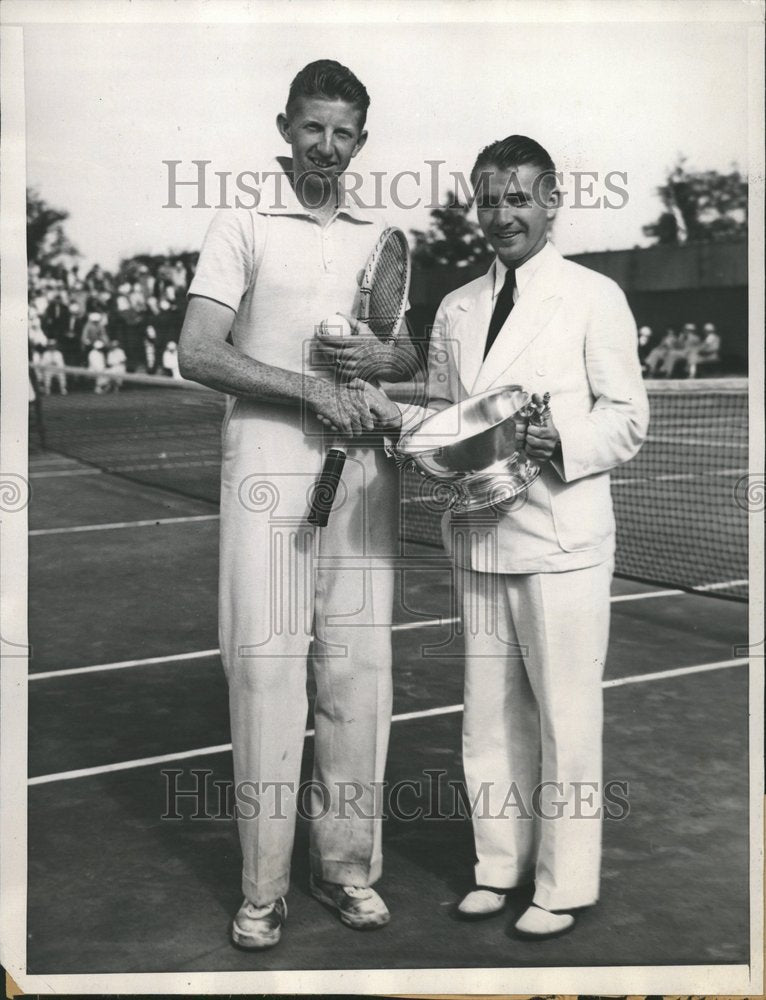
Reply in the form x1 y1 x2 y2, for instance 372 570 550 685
397 385 544 512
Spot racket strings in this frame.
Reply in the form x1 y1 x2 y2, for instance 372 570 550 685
367 238 408 339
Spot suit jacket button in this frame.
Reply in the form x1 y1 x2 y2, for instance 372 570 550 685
536 367 546 376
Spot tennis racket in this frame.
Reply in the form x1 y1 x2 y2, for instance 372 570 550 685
307 226 411 527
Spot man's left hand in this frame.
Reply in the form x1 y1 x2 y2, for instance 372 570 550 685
315 314 397 381
525 415 560 463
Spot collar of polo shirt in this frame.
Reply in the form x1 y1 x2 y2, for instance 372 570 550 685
256 157 375 225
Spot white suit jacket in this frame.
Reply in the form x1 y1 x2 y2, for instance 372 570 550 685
401 242 650 574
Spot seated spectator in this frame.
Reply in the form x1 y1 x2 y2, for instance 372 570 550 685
85 264 107 293
66 264 80 290
115 283 132 314
644 327 679 377
688 322 721 377
162 340 181 379
81 311 107 351
129 282 146 312
171 259 188 292
138 264 155 299
28 304 48 361
143 326 158 375
43 291 71 341
32 288 49 320
40 339 67 395
87 339 110 394
70 280 89 313
660 322 701 378
155 296 179 349
106 338 128 390
156 261 175 300
637 325 653 369
61 301 85 366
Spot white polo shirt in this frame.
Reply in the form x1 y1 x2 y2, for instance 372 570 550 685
189 157 386 377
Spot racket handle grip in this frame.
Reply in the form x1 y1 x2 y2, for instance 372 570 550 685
308 447 347 526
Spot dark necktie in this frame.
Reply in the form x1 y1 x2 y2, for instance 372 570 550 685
484 267 516 360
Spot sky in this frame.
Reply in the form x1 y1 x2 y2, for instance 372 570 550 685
17 4 755 271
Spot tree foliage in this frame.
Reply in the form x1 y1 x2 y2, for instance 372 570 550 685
410 191 493 269
26 188 78 265
643 159 747 245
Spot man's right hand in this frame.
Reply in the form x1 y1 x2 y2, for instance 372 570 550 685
309 378 375 437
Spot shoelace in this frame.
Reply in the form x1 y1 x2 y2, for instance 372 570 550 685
244 900 278 917
343 885 373 899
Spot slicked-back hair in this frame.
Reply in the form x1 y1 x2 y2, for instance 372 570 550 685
286 60 370 128
471 135 557 193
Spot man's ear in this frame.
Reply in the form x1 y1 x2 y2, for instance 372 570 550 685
545 184 561 220
276 112 291 145
351 130 368 159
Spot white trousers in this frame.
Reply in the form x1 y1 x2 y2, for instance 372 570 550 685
459 559 612 911
220 404 397 906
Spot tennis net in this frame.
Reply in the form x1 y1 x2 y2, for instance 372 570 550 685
31 366 748 600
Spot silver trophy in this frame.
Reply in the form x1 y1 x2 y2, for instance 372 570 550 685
397 385 550 512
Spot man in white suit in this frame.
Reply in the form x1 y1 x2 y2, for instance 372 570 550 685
399 135 649 938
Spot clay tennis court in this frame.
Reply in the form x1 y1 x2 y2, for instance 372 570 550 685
26 382 749 973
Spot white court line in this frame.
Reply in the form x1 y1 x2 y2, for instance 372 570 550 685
29 456 84 467
29 468 102 478
27 583 747 683
602 657 747 689
389 617 458 632
610 580 747 600
30 515 219 536
610 588 682 602
30 648 222 681
697 578 748 592
27 657 749 786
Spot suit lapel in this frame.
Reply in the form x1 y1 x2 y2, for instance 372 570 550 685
452 267 494 395
472 245 564 394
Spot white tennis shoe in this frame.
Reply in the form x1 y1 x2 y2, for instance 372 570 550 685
310 874 390 930
231 896 287 950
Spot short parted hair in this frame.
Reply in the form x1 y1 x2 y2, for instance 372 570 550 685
471 135 557 190
286 60 370 128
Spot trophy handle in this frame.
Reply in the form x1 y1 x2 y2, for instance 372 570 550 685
527 391 551 426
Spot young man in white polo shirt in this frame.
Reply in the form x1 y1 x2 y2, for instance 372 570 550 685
180 60 410 950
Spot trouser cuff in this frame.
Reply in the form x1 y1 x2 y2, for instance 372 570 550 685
310 852 383 887
475 862 535 890
533 884 599 911
242 869 290 907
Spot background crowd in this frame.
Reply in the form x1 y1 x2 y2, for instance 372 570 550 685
28 252 726 395
637 321 722 379
27 255 194 392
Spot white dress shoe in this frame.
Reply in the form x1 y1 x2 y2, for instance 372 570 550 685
514 904 575 939
456 888 507 920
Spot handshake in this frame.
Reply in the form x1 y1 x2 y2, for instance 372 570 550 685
309 376 401 438
310 312 403 438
